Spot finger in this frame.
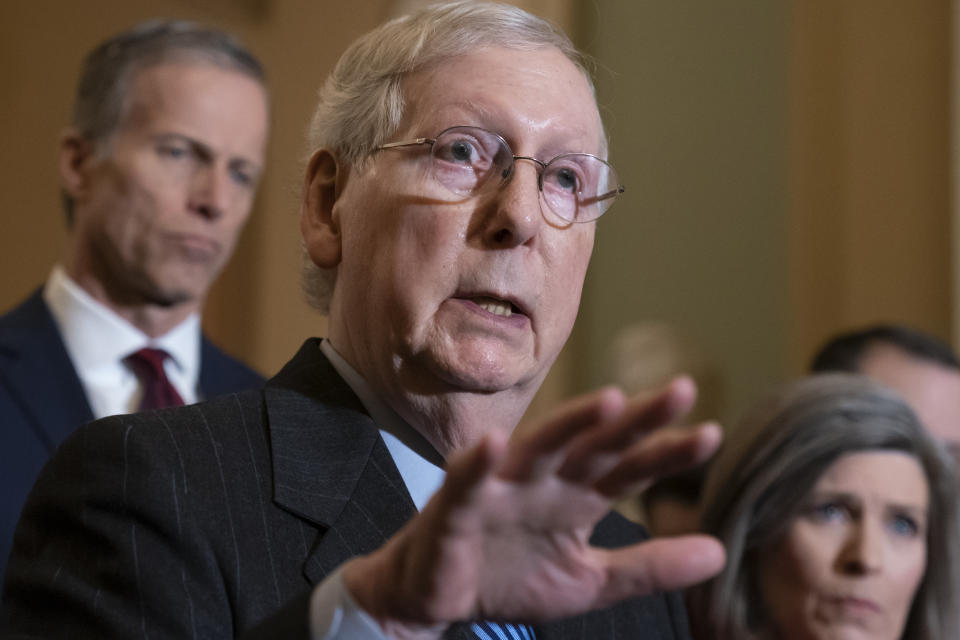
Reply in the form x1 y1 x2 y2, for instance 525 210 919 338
557 377 698 484
431 429 509 512
377 432 511 626
597 535 725 607
593 421 722 497
499 387 626 482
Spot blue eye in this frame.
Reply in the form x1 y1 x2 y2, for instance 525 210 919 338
543 158 588 198
435 137 485 167
889 514 920 537
811 502 847 523
158 144 189 159
229 166 253 187
449 140 475 163
555 167 579 192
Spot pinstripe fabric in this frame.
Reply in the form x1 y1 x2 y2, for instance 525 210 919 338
2 338 693 640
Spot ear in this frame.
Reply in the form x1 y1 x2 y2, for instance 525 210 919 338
58 128 97 201
301 149 346 269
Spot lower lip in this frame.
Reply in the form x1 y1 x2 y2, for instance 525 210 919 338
826 597 882 618
454 297 530 329
170 234 219 260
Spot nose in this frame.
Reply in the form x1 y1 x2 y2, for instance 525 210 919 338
838 520 884 575
188 164 230 221
480 158 543 247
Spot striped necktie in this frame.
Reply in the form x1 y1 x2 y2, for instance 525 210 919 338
471 620 536 640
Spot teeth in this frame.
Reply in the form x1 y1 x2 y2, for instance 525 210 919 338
474 297 513 317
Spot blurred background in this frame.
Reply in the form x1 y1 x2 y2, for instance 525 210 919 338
1 0 954 425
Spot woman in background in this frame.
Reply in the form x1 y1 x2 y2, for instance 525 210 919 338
688 374 959 640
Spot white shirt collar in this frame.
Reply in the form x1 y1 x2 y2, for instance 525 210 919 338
319 339 445 511
43 265 201 417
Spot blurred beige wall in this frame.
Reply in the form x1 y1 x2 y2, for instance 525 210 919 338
569 0 953 422
573 1 789 422
0 0 954 423
788 0 952 371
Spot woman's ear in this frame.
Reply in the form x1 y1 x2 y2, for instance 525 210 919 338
301 149 345 268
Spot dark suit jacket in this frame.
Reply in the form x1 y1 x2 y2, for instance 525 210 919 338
1 338 692 639
0 289 264 580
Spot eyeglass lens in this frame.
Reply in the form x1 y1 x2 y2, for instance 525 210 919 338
429 126 619 222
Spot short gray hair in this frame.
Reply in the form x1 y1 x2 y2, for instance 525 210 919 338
688 374 960 640
301 0 596 313
63 19 265 225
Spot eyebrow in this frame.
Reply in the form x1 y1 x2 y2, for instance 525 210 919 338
152 132 262 172
431 102 598 157
809 490 929 515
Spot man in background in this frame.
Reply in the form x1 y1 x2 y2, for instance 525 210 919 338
811 324 960 456
0 20 268 577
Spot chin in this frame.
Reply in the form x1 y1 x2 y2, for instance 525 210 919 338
400 334 549 395
430 352 542 395
143 283 201 308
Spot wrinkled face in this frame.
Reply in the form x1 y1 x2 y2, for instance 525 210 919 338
860 344 960 459
327 46 603 401
758 451 929 640
68 62 268 308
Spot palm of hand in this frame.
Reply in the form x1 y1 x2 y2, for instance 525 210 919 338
346 382 725 631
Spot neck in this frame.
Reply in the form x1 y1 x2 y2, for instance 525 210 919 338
327 337 540 459
393 386 535 457
64 264 199 338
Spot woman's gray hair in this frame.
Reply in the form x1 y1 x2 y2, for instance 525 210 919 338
301 0 595 313
688 374 960 640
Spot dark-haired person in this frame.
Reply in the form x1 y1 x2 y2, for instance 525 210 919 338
689 374 960 640
811 324 960 457
2 3 723 638
0 20 267 578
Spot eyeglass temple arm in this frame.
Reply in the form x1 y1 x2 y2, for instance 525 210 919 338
581 185 626 206
377 138 433 150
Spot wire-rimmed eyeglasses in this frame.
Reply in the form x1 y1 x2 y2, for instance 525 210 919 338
375 125 624 223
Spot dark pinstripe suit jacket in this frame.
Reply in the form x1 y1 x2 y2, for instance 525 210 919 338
0 289 264 582
1 338 693 639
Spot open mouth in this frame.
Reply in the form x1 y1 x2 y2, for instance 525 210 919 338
461 294 527 320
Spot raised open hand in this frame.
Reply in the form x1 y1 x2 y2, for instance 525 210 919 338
344 378 725 635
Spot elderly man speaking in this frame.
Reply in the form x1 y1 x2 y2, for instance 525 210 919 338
1 3 723 639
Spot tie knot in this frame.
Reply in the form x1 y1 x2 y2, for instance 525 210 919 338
125 348 184 411
125 347 171 375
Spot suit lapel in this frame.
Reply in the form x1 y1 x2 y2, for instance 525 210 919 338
263 339 417 585
260 341 604 640
0 290 92 451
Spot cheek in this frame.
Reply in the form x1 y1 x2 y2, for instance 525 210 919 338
97 189 153 242
343 204 463 315
392 226 463 324
100 173 166 237
215 207 253 247
759 529 831 629
544 228 594 313
891 543 927 604
562 224 595 272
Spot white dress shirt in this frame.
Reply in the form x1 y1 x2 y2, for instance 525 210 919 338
310 340 446 640
42 265 201 418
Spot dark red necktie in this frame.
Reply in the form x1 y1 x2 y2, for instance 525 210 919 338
124 348 185 411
